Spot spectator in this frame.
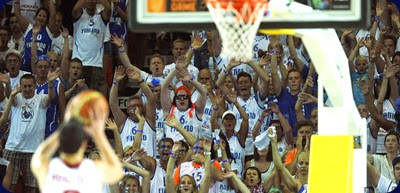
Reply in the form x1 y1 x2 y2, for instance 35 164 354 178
3 72 57 193
71 0 111 91
13 0 44 25
367 157 400 192
50 12 73 56
14 0 57 72
0 26 18 64
7 14 24 53
5 52 29 90
107 0 128 58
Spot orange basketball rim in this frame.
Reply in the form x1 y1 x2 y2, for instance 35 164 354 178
207 0 269 23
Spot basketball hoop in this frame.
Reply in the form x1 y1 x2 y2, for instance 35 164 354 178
207 0 269 61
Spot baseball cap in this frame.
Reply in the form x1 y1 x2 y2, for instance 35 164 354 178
222 110 235 120
392 157 400 170
35 55 50 64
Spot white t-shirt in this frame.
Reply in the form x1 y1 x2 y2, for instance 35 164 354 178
13 0 41 24
43 158 104 193
120 118 156 157
51 34 73 56
5 93 47 152
376 174 397 193
8 70 30 90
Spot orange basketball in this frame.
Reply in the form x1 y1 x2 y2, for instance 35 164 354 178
64 90 109 126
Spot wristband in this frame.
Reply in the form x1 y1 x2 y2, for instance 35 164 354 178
204 151 211 156
374 16 380 22
213 107 219 111
221 158 232 163
118 49 125 54
189 76 194 83
137 79 144 85
257 118 263 123
112 81 118 85
130 155 135 162
269 50 278 54
223 69 230 75
135 130 143 133
169 152 178 157
190 45 195 51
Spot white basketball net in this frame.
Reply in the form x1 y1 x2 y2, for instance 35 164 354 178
207 1 268 61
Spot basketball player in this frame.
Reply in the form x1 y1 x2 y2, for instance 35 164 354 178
31 110 123 193
110 66 156 156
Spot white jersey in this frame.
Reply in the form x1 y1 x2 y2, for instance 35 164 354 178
227 134 245 178
277 138 288 156
155 108 165 144
51 34 73 56
179 161 217 192
5 93 47 152
165 105 202 141
192 91 213 139
8 36 24 53
163 63 199 86
366 117 377 154
376 174 397 193
253 35 269 59
120 118 156 157
72 8 108 68
43 158 103 193
231 92 266 155
150 159 167 193
140 71 164 83
8 70 29 90
375 99 396 154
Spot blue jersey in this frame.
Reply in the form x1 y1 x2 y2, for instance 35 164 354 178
109 0 128 41
22 24 53 72
277 89 316 137
36 79 60 138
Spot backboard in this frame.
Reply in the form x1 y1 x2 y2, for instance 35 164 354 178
129 0 370 32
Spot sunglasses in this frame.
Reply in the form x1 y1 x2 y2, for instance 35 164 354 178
176 94 188 100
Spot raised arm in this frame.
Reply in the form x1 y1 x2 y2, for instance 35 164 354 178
47 0 57 34
270 102 293 145
112 0 128 22
31 129 61 189
184 33 205 66
367 161 382 189
109 66 128 128
100 0 112 22
60 27 70 83
111 34 139 70
287 36 305 71
131 149 157 178
270 129 298 192
86 109 124 184
227 92 248 147
221 172 250 193
165 115 197 146
123 162 151 193
132 108 145 151
248 60 269 100
271 51 282 96
216 59 240 96
0 74 11 98
105 119 123 158
252 108 272 138
199 140 212 193
72 0 85 20
348 38 364 75
161 57 181 115
0 87 17 127
31 26 40 74
126 68 156 128
44 69 60 108
13 0 29 32
58 86 66 122
263 168 278 193
383 57 400 103
167 142 181 193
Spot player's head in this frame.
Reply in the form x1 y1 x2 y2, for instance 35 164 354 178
254 143 272 162
237 72 252 98
393 52 400 78
0 26 11 45
243 167 262 187
7 13 21 34
172 39 186 60
384 130 400 153
173 86 192 111
149 54 165 76
59 118 88 154
55 12 64 30
150 82 161 104
126 95 144 122
177 174 198 193
20 74 36 99
120 174 140 193
287 68 303 92
69 58 83 80
34 7 49 27
158 137 174 161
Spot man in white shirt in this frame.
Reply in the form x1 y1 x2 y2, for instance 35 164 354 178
368 157 400 193
5 52 29 90
3 72 57 193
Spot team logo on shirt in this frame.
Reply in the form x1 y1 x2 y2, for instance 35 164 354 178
21 103 34 122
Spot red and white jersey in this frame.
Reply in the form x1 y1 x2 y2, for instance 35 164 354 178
120 118 156 157
165 105 202 141
43 158 103 193
150 159 167 193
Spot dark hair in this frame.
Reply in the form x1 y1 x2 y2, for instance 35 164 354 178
35 7 50 22
384 34 398 48
269 120 282 130
128 94 143 103
392 51 400 63
237 71 252 83
0 26 11 35
211 132 234 161
374 79 391 100
254 143 273 162
288 68 302 78
295 120 314 133
5 52 21 62
20 74 36 85
179 140 189 152
384 130 400 145
158 137 174 149
59 118 88 154
70 58 83 65
5 13 17 27
243 167 262 185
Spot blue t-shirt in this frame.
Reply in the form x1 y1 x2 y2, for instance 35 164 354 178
351 71 368 106
36 79 60 138
22 25 53 72
109 0 128 41
277 88 316 136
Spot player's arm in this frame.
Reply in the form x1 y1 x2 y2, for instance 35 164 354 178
129 149 157 178
72 0 85 20
44 70 60 108
0 87 16 127
13 0 29 33
271 102 293 145
88 109 124 185
184 33 205 65
263 168 278 193
383 55 399 103
113 0 128 22
100 0 112 22
111 34 141 71
123 162 151 193
165 115 197 147
221 172 250 193
109 66 128 129
348 38 364 75
252 109 270 138
31 130 60 190
184 71 207 118
47 0 57 35
105 119 124 158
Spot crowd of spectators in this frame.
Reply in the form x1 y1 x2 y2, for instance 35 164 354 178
0 0 399 193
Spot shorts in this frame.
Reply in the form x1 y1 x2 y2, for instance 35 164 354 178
82 66 105 91
3 149 37 188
